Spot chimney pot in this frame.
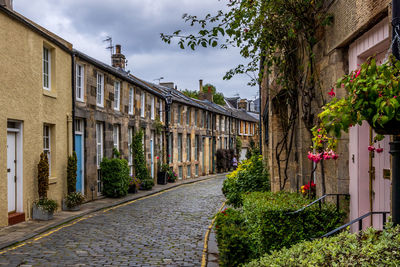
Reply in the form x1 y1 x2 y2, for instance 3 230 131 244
115 44 121 54
199 79 203 91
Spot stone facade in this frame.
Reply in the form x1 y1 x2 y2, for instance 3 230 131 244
261 0 391 195
0 6 73 226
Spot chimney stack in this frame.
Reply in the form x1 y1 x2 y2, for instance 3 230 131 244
160 82 175 89
111 44 126 70
0 0 13 10
198 80 213 102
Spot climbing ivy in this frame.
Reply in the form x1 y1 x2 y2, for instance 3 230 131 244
161 0 333 191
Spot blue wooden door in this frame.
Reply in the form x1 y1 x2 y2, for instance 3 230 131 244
75 134 83 193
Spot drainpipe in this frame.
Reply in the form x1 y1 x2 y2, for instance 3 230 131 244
71 51 76 152
391 0 400 225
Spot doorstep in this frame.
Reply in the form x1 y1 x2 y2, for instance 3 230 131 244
8 213 25 226
0 173 227 251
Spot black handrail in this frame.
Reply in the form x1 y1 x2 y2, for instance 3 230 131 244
287 194 349 215
321 211 390 238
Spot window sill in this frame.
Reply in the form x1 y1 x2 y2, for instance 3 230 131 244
42 89 57 99
76 99 85 103
49 177 57 185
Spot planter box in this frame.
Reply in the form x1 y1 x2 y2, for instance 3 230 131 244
32 204 54 221
157 171 167 185
128 185 138 194
62 199 81 211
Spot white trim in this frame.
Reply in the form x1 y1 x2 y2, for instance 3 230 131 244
129 87 134 115
113 125 119 150
150 96 155 120
76 64 84 102
96 73 104 107
43 46 51 90
141 92 145 117
159 100 163 122
43 124 51 176
114 81 120 111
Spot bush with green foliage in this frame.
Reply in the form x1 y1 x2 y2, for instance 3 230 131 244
35 198 58 213
100 157 130 197
215 191 346 266
64 192 85 208
215 208 251 267
38 152 49 199
235 136 242 157
140 178 155 190
67 152 77 194
222 154 270 207
245 223 400 267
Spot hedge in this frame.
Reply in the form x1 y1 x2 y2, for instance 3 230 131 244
215 191 346 266
100 157 130 197
222 154 270 207
245 223 400 266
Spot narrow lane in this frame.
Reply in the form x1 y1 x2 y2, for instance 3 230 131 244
0 175 225 267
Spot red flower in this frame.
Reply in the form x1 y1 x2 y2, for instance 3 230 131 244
156 156 159 159
376 148 384 153
168 154 171 157
355 69 361 78
328 88 335 97
368 146 375 152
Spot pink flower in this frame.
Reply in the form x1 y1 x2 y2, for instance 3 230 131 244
328 88 336 97
317 128 321 132
168 154 171 157
394 96 398 99
355 69 361 78
368 146 375 152
156 156 159 159
350 80 353 83
376 148 384 153
307 151 313 161
341 84 345 88
379 94 383 97
332 153 339 160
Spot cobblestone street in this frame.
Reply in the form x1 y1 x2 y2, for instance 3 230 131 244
0 176 225 267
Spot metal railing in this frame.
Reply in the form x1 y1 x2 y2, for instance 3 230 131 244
321 211 390 238
287 193 349 215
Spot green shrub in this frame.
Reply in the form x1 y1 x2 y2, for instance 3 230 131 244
215 191 346 266
245 223 400 267
67 152 77 194
131 130 151 182
242 192 345 259
140 179 154 190
65 192 85 208
38 152 49 199
215 208 251 267
100 157 130 197
222 154 270 207
35 198 58 213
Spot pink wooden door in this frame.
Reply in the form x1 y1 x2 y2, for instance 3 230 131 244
348 19 390 231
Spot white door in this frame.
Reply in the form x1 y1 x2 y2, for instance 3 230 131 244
7 132 17 213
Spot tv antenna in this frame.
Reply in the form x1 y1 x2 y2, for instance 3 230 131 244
103 36 114 57
154 77 164 84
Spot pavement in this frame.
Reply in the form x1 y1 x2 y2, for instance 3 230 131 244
0 173 226 266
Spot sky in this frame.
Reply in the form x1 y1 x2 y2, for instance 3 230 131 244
13 0 259 99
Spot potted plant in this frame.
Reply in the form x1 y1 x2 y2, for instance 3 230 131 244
167 169 177 183
128 176 141 193
33 152 58 220
311 55 400 157
158 163 169 185
62 152 85 211
62 192 85 211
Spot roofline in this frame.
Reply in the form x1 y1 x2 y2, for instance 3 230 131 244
73 50 165 99
0 6 72 53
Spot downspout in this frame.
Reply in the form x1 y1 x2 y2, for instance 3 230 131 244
72 51 76 152
391 0 400 226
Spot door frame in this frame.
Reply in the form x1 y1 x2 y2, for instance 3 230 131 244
7 121 23 214
75 119 84 193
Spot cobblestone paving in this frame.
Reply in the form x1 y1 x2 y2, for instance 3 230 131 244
0 176 225 267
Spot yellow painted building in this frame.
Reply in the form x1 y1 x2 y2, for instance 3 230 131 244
0 5 73 226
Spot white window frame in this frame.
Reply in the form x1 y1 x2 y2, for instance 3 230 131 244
43 124 51 175
114 81 120 111
151 96 155 120
128 128 133 175
129 87 134 115
76 64 84 102
178 133 182 162
159 100 163 122
96 73 104 107
113 125 119 150
43 47 51 90
96 123 104 195
141 92 145 118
